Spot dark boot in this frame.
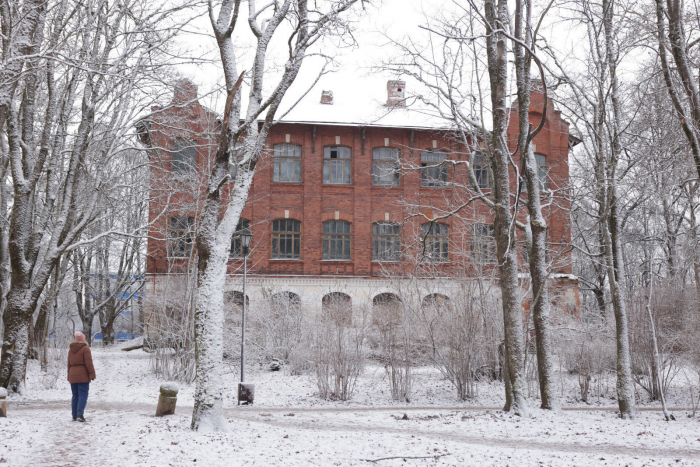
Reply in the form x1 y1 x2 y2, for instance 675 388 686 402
77 415 86 422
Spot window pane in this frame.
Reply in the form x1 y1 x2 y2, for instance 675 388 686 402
323 221 351 259
172 140 196 175
421 223 448 262
271 219 300 259
373 148 398 160
273 144 301 183
536 154 547 189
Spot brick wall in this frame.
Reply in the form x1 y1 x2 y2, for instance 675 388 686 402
144 85 573 279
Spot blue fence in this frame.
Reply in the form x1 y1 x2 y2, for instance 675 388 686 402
93 332 140 341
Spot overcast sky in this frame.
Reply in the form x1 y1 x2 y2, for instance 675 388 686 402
170 0 586 127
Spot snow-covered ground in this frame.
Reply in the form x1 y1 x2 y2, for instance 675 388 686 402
1 344 699 466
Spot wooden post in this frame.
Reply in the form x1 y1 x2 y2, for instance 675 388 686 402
0 387 7 417
155 383 178 417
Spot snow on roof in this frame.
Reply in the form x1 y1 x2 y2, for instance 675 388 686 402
269 0 456 130
276 78 453 130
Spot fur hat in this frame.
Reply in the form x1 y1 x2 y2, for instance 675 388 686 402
74 331 86 342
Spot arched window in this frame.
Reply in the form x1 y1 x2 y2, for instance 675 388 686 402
323 146 351 184
471 152 490 189
535 153 547 190
422 293 451 315
271 219 301 259
523 153 547 192
172 138 196 174
471 223 496 264
372 148 400 186
421 223 449 262
226 291 249 309
230 219 251 258
273 144 302 182
322 221 351 260
168 216 194 258
421 149 448 187
372 293 403 327
372 223 400 261
271 291 301 312
322 292 352 325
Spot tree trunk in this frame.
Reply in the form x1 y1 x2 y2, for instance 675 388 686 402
485 0 528 417
100 314 115 346
604 200 636 418
0 297 34 393
31 298 51 364
81 315 94 346
645 278 670 420
512 0 558 411
594 286 606 317
602 0 636 419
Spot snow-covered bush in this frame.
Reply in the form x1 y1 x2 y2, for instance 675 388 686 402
418 284 499 401
628 285 689 401
248 290 308 375
557 311 616 403
147 274 196 383
40 347 67 390
370 293 413 402
312 297 367 401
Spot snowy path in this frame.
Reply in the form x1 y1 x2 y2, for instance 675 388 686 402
9 400 695 413
3 401 700 466
4 348 700 466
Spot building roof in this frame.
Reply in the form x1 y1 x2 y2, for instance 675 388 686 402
276 80 453 131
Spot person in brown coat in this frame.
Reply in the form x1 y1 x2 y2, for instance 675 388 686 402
67 331 96 422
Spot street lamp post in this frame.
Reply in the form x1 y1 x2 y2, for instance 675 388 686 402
238 231 253 405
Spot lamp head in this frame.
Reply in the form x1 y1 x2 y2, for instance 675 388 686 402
240 231 252 250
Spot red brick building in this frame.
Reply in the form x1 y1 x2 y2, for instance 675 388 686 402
139 80 579 317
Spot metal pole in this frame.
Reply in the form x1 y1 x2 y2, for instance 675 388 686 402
241 251 247 383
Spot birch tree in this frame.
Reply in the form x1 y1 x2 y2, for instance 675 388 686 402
191 0 364 432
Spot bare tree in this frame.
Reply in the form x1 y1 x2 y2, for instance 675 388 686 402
512 0 559 410
0 0 187 392
545 0 637 418
191 0 364 431
380 0 564 415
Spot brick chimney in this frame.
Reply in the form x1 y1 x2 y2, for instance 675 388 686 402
386 80 405 107
173 79 198 104
321 90 334 105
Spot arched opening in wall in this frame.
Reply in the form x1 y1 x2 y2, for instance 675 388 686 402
270 291 301 318
372 293 403 329
223 290 249 361
224 291 249 326
265 292 303 363
422 293 451 316
322 292 352 326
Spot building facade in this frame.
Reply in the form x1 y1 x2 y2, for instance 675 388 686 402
139 80 579 321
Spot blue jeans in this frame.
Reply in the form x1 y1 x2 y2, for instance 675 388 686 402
71 382 90 418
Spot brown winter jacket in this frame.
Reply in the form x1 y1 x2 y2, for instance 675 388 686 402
67 342 96 384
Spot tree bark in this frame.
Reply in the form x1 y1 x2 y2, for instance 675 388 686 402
485 0 529 416
603 198 636 418
513 0 559 411
602 0 636 419
0 294 35 393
